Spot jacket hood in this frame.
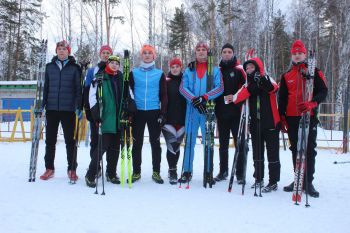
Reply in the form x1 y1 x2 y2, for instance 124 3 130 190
243 57 265 76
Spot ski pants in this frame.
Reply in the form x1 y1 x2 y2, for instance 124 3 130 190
217 116 245 177
87 132 121 178
132 110 162 173
183 106 206 173
162 124 185 169
89 121 113 169
44 110 76 170
287 116 318 184
250 123 281 183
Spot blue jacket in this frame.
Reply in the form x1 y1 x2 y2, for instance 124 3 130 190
42 56 82 112
130 66 168 114
180 63 223 102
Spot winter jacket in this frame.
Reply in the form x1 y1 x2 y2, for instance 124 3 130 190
42 56 82 112
215 57 246 119
278 62 328 117
83 62 106 121
233 57 280 130
129 65 168 115
180 61 224 101
89 70 124 134
165 72 186 126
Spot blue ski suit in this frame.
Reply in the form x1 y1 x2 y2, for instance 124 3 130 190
179 63 224 173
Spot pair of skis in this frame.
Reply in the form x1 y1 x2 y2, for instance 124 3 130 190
120 50 133 188
203 50 215 188
28 40 48 182
227 48 252 194
292 50 316 206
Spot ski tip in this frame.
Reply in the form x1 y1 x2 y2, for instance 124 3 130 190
333 161 337 164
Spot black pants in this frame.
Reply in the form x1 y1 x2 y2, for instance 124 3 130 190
87 133 121 178
217 116 245 177
89 121 113 164
132 110 162 173
250 123 280 183
44 110 76 170
287 116 318 183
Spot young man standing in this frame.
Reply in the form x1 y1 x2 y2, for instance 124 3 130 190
129 45 168 184
279 40 328 198
179 42 224 183
40 40 82 181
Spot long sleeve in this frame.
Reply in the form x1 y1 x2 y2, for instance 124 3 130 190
278 75 288 116
205 67 224 100
159 73 168 115
42 66 49 109
312 68 328 104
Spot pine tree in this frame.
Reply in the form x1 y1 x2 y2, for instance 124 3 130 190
168 4 190 63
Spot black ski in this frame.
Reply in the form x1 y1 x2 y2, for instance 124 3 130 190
28 39 48 182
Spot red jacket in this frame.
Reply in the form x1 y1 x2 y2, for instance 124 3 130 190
232 57 280 129
278 63 328 117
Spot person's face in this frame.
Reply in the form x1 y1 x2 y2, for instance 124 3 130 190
170 64 181 76
57 46 69 60
221 48 234 61
100 50 111 62
141 50 154 63
108 61 120 71
195 47 208 62
291 52 306 63
245 63 256 75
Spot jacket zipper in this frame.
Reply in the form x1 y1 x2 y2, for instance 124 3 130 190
145 71 148 110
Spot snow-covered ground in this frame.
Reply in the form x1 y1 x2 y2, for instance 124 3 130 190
1 138 350 233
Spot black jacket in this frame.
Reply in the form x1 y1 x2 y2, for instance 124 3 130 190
165 72 186 126
215 57 246 119
42 56 82 112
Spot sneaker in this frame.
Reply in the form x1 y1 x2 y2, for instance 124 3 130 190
127 173 141 183
306 183 319 198
106 174 121 184
85 175 96 188
262 182 278 193
251 180 264 189
283 182 294 192
67 170 78 181
214 171 228 182
152 172 164 184
40 169 54 180
178 172 192 183
168 168 178 185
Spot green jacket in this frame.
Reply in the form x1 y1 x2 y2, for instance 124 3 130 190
90 71 124 134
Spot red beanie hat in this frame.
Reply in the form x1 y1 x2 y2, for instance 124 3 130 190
195 41 209 51
56 40 71 55
291 40 306 54
169 58 182 67
99 45 113 55
140 44 156 59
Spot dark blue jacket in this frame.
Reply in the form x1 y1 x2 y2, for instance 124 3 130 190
42 56 82 112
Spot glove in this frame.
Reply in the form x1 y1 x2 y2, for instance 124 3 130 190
33 107 44 117
96 73 103 84
247 80 259 95
280 115 288 133
195 103 208 114
192 95 207 107
157 114 166 127
297 101 317 113
75 109 83 120
259 75 273 92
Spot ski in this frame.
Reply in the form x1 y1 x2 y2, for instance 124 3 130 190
120 50 132 188
292 50 316 205
203 50 215 188
228 48 251 194
28 39 48 182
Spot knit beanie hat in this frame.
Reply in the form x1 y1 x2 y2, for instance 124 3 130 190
290 40 306 54
221 43 234 53
99 45 113 55
140 44 156 59
169 58 182 67
56 40 71 55
195 41 209 51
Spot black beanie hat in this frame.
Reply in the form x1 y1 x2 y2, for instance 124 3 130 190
221 43 234 53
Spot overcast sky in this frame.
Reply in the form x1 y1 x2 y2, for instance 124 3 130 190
41 0 292 58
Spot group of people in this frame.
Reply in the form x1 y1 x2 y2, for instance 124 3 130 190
38 38 327 198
